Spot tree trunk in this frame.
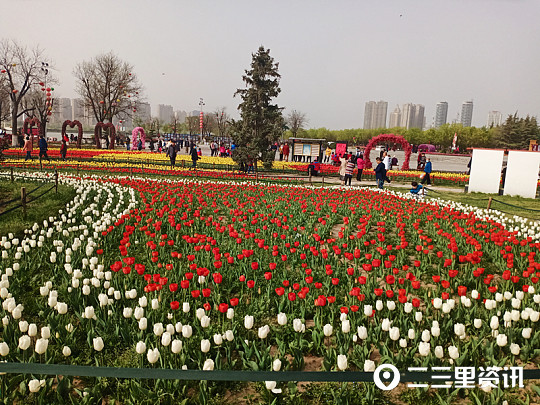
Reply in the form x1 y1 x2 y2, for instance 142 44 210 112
11 102 19 147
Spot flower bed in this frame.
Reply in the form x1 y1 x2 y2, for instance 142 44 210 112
0 174 538 401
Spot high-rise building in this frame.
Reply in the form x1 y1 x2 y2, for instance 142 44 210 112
174 110 187 123
51 98 72 123
157 104 174 123
363 100 388 129
388 105 401 127
487 111 503 127
72 98 85 123
434 102 448 128
134 102 151 123
412 104 425 130
461 101 474 127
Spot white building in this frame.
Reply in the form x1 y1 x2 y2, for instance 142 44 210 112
487 110 503 127
363 100 388 129
388 105 401 127
461 101 474 127
434 102 448 128
135 102 151 123
157 104 174 123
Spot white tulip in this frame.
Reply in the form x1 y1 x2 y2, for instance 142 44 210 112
418 341 430 356
41 327 51 339
182 302 190 313
389 327 400 341
474 319 482 329
136 341 146 354
244 315 254 330
0 341 9 358
225 330 234 342
151 298 159 310
213 334 223 345
341 320 351 334
93 337 104 351
357 326 368 340
375 300 383 311
510 343 520 356
454 323 465 337
293 318 305 333
273 359 282 371
421 330 431 342
139 317 148 331
123 308 133 318
337 354 348 371
18 335 31 351
62 346 71 357
134 307 144 320
171 339 183 354
84 306 95 320
200 316 210 328
226 308 234 320
415 312 423 322
277 312 287 326
496 334 508 347
138 296 147 307
434 345 444 359
196 308 205 320
203 359 214 371
448 346 459 360
265 380 277 390
490 316 499 330
363 305 372 317
387 301 396 311
19 321 28 333
433 298 442 309
408 329 415 340
35 338 48 355
161 332 171 347
516 291 524 300
323 324 333 337
201 339 211 353
381 318 391 332
522 328 532 339
530 311 540 323
182 325 193 338
65 323 74 333
404 303 413 313
258 325 270 339
504 291 513 301
364 360 376 372
28 379 45 393
147 348 160 364
399 338 407 348
153 323 164 336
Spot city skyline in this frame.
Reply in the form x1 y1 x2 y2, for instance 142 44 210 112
3 0 538 130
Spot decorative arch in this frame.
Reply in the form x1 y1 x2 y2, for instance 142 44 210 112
132 127 146 150
62 120 83 148
363 134 412 170
22 117 41 145
94 122 116 149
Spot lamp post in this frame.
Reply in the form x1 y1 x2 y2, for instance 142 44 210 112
198 98 204 146
40 62 49 140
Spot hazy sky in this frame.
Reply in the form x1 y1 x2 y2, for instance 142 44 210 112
4 0 539 129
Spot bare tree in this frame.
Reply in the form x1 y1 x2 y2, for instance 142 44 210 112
203 113 216 137
286 109 308 137
0 39 52 145
185 115 199 136
0 75 10 127
214 107 230 139
22 89 55 136
74 52 143 142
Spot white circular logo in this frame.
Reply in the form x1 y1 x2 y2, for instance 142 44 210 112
373 364 400 390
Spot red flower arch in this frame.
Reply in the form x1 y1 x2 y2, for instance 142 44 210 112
132 127 146 150
94 122 116 149
62 120 83 148
22 117 41 145
363 134 412 170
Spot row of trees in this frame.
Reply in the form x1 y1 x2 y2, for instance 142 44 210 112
288 115 539 152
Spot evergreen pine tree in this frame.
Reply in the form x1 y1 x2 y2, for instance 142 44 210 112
233 46 284 170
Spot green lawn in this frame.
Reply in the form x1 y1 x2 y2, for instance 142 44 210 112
0 180 77 239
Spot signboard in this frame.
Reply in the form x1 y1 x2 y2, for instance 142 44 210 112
336 143 347 157
302 144 311 156
504 151 540 198
468 149 504 194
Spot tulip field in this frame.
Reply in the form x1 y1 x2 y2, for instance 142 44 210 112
0 171 539 404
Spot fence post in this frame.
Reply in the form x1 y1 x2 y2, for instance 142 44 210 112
309 175 312 184
54 170 58 193
256 173 259 183
322 176 325 186
487 197 493 210
10 167 14 182
21 187 26 217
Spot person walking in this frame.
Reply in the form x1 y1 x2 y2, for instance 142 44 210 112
168 140 177 167
356 156 365 182
282 143 290 162
22 136 33 161
190 145 199 169
421 158 432 185
344 157 355 186
375 157 386 189
338 154 347 186
38 135 51 163
60 139 68 160
137 139 142 151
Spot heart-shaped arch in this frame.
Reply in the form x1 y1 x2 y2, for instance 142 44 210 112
22 117 41 145
363 134 412 170
62 120 83 148
132 127 146 150
94 122 117 149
